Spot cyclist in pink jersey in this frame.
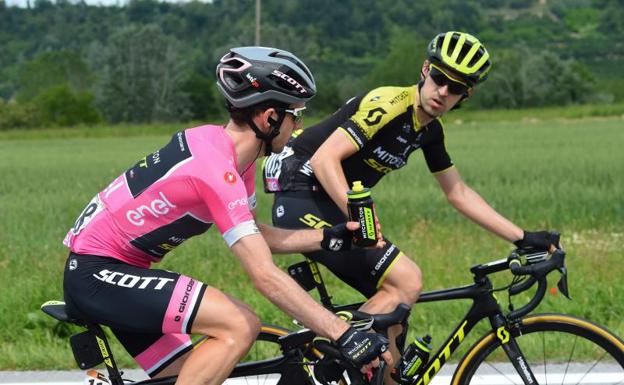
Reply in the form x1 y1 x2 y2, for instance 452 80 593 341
62 47 391 385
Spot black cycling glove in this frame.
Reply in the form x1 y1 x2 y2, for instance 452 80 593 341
514 230 560 251
337 327 388 369
321 223 353 252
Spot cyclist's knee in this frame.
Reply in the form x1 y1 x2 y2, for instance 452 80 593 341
380 256 422 305
221 306 261 348
192 288 261 348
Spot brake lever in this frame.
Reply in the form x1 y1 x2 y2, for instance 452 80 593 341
557 265 571 299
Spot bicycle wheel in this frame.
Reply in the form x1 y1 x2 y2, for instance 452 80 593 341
453 313 624 385
239 324 291 362
224 323 309 385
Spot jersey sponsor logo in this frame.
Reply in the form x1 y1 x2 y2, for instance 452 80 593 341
343 125 365 147
224 172 237 184
227 197 248 210
248 194 257 210
276 205 285 218
389 90 409 105
299 213 332 229
372 146 407 168
372 245 396 276
369 96 381 102
364 158 393 174
129 214 211 258
363 107 387 126
125 131 192 198
271 69 308 95
299 160 314 177
93 269 174 290
126 192 177 226
175 279 196 321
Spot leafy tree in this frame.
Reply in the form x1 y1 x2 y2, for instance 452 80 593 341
364 29 427 89
16 50 93 103
96 24 190 123
31 84 102 126
181 72 223 121
0 99 38 130
471 45 599 108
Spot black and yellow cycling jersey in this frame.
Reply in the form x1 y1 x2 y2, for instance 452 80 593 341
263 86 454 192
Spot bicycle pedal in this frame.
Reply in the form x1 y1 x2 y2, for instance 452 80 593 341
84 369 110 385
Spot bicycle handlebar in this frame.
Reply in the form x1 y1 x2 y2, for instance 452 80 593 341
506 249 566 320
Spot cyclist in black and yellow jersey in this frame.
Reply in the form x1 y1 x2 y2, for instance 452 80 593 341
262 31 560 378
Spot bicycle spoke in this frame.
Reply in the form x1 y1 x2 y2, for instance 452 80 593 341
543 331 547 385
463 319 624 385
561 335 578 385
573 350 608 385
482 360 520 385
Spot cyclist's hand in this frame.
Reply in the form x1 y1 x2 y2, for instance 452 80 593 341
514 230 560 251
321 223 353 251
372 203 386 248
336 327 392 372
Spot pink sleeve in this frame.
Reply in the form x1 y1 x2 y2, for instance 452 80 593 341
191 171 257 247
242 162 257 211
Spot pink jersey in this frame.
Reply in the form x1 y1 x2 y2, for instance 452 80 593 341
63 125 259 268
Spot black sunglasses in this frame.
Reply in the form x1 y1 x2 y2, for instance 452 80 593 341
429 64 470 95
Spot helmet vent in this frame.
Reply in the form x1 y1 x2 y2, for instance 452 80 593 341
467 48 485 67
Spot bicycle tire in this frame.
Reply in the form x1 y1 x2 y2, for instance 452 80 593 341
241 324 292 362
452 313 624 385
231 324 352 385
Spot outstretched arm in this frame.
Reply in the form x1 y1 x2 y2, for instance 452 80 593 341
435 167 523 243
257 223 322 253
258 222 360 253
231 233 393 369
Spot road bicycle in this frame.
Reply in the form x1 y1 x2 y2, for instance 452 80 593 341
42 246 624 385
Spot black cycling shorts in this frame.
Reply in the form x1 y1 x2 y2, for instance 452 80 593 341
63 253 207 377
272 191 402 298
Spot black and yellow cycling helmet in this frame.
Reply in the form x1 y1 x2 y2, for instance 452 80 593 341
427 31 491 87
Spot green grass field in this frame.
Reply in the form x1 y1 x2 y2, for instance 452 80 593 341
0 113 622 369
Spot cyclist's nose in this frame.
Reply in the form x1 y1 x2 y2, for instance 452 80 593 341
438 84 449 97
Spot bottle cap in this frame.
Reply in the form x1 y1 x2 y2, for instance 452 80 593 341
352 181 364 192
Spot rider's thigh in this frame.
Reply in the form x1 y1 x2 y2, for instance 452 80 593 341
377 253 422 305
190 286 261 345
155 289 261 378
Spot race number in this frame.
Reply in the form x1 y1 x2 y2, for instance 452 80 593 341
70 194 104 236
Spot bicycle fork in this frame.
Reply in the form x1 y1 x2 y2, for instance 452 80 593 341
489 314 539 385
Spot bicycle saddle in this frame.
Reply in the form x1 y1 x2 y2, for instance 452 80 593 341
41 300 88 327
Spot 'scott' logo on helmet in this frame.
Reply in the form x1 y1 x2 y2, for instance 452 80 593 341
272 70 308 94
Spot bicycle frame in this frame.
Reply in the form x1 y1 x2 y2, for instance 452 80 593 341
297 256 543 385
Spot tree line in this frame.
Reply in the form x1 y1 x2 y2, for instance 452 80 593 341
0 0 622 129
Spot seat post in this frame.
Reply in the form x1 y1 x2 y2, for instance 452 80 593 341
88 323 125 385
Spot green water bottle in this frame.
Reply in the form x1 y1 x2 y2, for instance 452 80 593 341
391 335 432 383
347 181 378 247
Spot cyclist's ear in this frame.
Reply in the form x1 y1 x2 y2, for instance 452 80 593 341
257 108 277 130
421 60 431 80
